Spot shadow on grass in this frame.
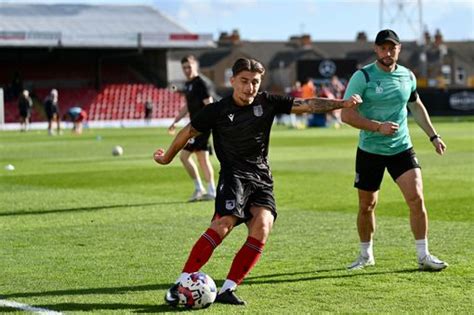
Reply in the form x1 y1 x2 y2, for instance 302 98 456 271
1 283 192 313
3 283 171 299
0 201 186 217
245 267 347 280
243 267 419 286
2 268 421 312
1 303 183 313
38 303 186 313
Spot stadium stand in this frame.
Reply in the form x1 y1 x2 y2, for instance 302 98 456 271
4 85 184 123
0 3 213 127
88 84 185 121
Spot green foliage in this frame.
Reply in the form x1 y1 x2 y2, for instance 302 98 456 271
0 119 472 313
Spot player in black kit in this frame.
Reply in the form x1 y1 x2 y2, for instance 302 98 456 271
169 55 216 202
155 58 362 306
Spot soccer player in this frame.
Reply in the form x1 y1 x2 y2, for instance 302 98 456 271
168 55 216 202
154 58 362 305
341 29 448 271
18 89 33 132
63 106 87 134
44 89 61 136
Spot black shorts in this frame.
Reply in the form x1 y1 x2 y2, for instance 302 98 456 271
45 106 59 120
183 131 211 152
19 109 31 119
354 147 420 191
213 173 276 226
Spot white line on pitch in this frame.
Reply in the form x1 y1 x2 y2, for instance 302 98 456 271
0 299 63 314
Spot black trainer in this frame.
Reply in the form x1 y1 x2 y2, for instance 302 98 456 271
215 289 247 305
164 283 180 306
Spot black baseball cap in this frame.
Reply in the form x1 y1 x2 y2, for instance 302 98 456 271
375 29 400 45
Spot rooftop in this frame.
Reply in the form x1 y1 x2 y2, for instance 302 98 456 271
0 4 214 48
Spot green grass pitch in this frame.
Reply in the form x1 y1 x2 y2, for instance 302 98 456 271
1 118 472 313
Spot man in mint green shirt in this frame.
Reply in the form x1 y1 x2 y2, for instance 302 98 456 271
342 29 448 271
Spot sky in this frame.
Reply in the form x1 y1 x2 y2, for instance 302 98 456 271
3 0 473 42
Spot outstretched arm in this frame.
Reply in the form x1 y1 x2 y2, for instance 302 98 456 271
291 94 362 114
408 96 446 155
154 123 200 165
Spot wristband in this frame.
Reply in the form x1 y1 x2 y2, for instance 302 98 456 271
430 134 441 142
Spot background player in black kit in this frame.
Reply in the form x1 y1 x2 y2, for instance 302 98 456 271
154 58 362 306
169 55 216 202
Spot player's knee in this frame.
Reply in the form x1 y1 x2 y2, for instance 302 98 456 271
249 226 272 243
249 216 273 241
258 220 273 235
359 200 377 213
260 223 272 240
407 193 424 210
210 217 235 238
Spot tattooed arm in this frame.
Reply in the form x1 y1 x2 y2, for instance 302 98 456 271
154 123 200 165
291 94 362 114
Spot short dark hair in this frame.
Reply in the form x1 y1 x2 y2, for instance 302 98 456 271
181 55 197 64
232 58 265 76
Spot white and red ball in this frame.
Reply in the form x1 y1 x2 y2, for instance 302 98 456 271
177 272 217 309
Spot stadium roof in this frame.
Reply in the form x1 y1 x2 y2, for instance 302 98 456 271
0 4 214 48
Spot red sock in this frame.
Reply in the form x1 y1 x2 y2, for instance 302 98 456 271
182 228 222 273
226 236 265 285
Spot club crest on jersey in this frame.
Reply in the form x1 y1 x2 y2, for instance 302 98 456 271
227 114 234 122
253 105 263 117
375 81 383 94
225 199 236 210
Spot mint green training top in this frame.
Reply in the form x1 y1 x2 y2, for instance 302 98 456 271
343 62 417 155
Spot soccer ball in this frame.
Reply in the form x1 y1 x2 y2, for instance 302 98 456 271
177 272 217 309
112 145 123 156
4 164 15 171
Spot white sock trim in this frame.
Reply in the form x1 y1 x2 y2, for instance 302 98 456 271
219 279 237 294
207 183 216 195
415 238 429 260
360 241 373 258
193 179 204 191
176 272 190 284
